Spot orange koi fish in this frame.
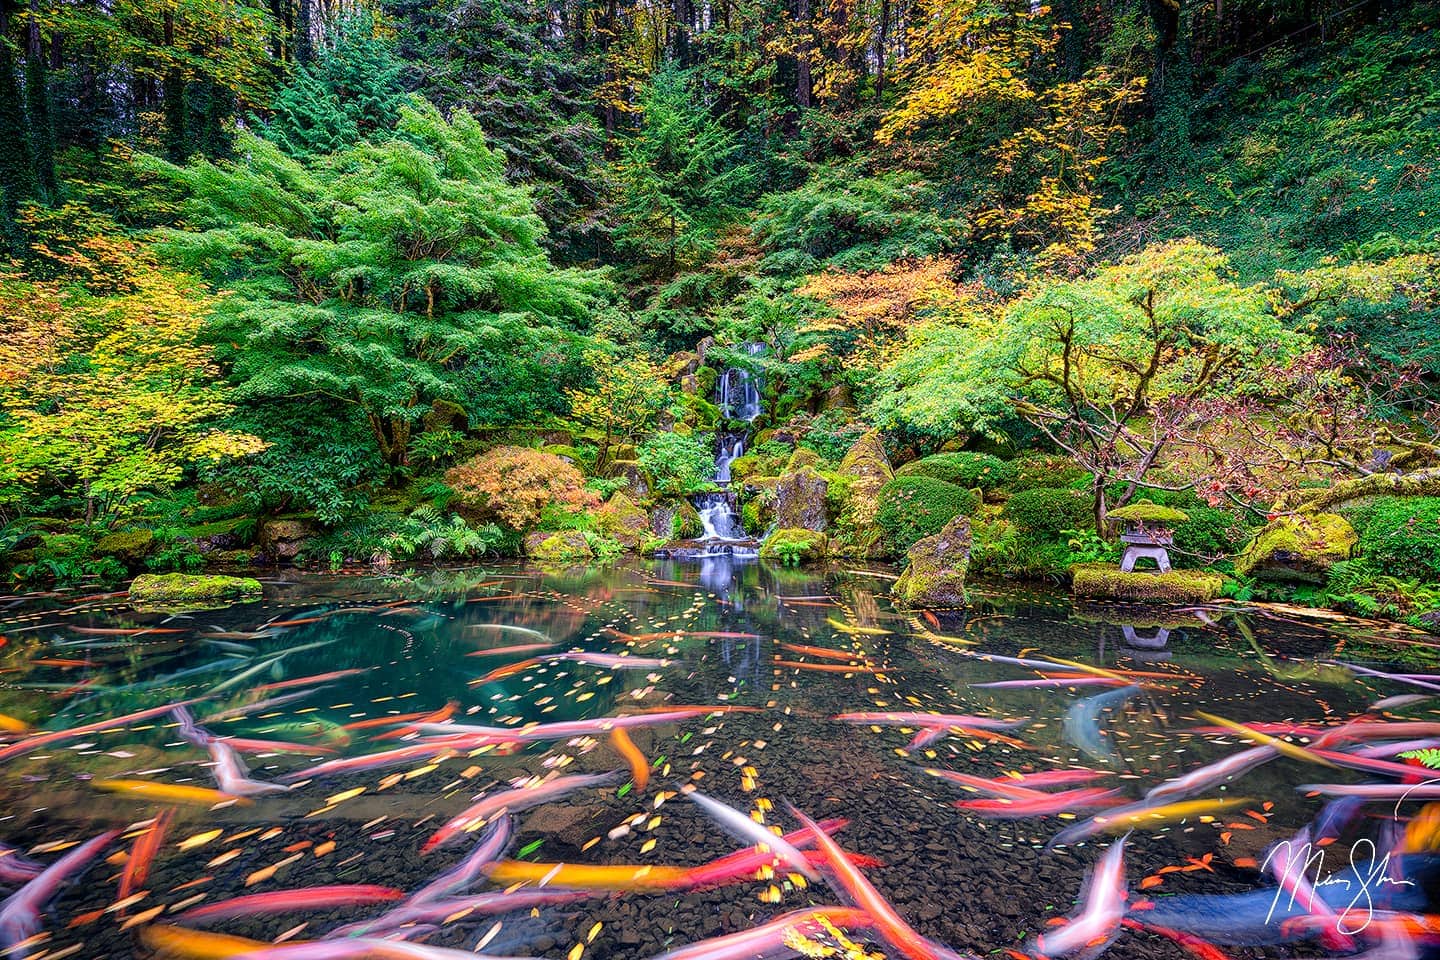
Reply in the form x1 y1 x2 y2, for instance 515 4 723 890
611 727 650 792
119 808 174 903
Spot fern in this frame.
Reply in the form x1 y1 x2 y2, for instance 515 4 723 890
1400 749 1440 770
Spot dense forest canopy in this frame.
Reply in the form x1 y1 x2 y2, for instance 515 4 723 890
1 0 1438 621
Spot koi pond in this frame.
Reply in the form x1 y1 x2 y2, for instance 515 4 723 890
1 559 1438 960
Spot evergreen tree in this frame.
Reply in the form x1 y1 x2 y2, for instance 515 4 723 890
22 11 54 200
0 32 32 244
614 66 754 280
148 100 613 467
390 0 607 259
263 12 402 159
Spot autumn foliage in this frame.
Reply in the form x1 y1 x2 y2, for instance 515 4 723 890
445 446 599 530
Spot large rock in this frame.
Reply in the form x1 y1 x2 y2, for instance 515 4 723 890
759 529 828 566
774 466 828 532
893 515 971 607
651 501 702 540
94 529 155 568
595 493 652 552
1234 512 1357 582
523 530 593 564
257 516 316 562
604 459 651 500
835 430 893 555
129 573 262 606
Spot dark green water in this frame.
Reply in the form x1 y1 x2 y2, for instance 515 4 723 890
0 559 1435 960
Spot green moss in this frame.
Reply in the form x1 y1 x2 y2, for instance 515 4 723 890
527 531 594 563
1106 501 1190 524
895 452 1016 490
542 444 584 464
129 573 262 605
785 447 821 472
684 394 721 430
875 476 979 556
759 528 829 566
1234 512 1357 580
94 529 156 563
1002 487 1093 537
1006 453 1092 492
1070 564 1224 603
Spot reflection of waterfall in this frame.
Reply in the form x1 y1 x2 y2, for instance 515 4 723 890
686 343 764 559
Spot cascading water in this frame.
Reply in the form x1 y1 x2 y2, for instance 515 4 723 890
689 343 764 558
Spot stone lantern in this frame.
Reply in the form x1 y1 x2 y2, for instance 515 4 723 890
1105 501 1190 573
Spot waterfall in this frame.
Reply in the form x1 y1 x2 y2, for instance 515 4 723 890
686 342 764 558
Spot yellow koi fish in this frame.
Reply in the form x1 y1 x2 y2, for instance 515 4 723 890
486 860 691 891
94 779 248 807
1095 796 1253 833
140 924 275 959
1193 711 1340 769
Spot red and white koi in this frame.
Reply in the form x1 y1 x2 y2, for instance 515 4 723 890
835 712 1028 731
0 829 117 957
178 885 406 923
683 788 819 880
207 740 291 796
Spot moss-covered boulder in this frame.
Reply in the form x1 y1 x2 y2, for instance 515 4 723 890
774 466 828 532
257 516 317 562
604 460 651 500
893 515 972 607
759 528 829 565
542 444 584 464
785 447 821 472
1234 513 1357 582
524 530 594 563
834 430 893 555
1071 564 1225 603
423 399 467 433
595 493 652 552
129 573 262 606
94 529 155 567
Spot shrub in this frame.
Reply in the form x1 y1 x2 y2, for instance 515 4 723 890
1006 453 1092 492
875 476 979 555
1348 497 1440 582
895 452 1016 490
636 432 716 497
1172 506 1253 566
1002 487 1093 537
446 446 599 529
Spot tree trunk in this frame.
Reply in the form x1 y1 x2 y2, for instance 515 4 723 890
23 1 53 200
162 11 187 163
795 0 813 109
0 7 33 250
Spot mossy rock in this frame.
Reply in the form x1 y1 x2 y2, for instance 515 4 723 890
603 460 651 499
542 444 584 465
258 516 317 562
523 530 594 563
94 529 156 566
1070 564 1225 603
774 466 828 532
695 366 718 397
836 430 894 551
893 515 971 607
684 395 721 430
1107 501 1191 525
129 573 262 606
1234 513 1357 582
595 493 652 552
422 399 467 433
759 528 829 565
786 447 821 472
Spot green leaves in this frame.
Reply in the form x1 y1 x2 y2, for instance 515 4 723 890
149 101 613 465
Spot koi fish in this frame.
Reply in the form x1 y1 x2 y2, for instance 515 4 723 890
681 820 879 889
1120 919 1232 960
207 741 290 796
826 619 891 636
120 809 173 902
409 817 513 904
1184 722 1328 738
775 660 878 674
218 736 337 756
68 626 186 636
140 924 273 959
465 644 557 658
341 702 459 732
975 678 1128 689
423 771 618 852
1145 746 1277 804
179 885 406 923
1003 770 1107 788
0 829 117 958
543 652 670 669
1192 712 1339 768
683 788 819 880
94 779 246 807
254 669 367 694
413 707 732 743
229 937 504 958
923 768 1053 801
836 712 1028 731
466 624 555 644
1091 797 1253 835
955 788 1127 819
0 697 202 763
470 657 543 684
649 907 878 960
787 803 942 960
278 738 476 783
0 844 40 885
611 727 650 791
485 860 692 891
778 642 866 661
1294 783 1440 799
0 714 27 735
1033 836 1128 958
1064 686 1141 764
327 888 594 939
